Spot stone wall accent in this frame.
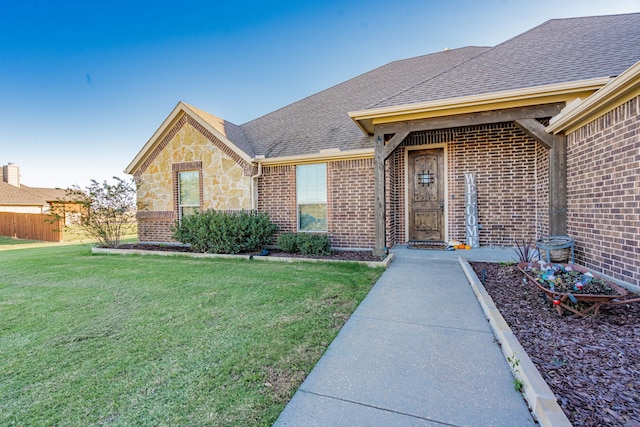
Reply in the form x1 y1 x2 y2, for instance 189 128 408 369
137 120 252 213
134 114 254 178
566 95 640 287
135 114 253 242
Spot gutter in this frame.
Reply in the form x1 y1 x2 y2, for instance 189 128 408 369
250 156 264 210
257 148 374 166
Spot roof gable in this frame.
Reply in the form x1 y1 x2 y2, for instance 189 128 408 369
126 102 254 175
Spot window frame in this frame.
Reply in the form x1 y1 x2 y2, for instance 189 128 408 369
296 163 328 232
178 170 201 220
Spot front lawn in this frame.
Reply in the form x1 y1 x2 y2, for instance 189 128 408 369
0 244 383 426
0 236 40 245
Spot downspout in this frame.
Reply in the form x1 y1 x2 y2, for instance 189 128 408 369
250 156 264 210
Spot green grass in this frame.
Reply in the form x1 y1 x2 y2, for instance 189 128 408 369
0 226 136 248
0 244 383 426
0 236 40 245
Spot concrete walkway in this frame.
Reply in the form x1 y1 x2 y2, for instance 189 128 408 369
275 246 537 426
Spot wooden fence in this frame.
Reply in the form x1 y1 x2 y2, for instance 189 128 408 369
0 212 63 242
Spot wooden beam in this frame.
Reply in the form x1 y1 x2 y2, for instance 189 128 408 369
373 133 387 257
383 131 410 160
512 118 567 234
514 119 555 149
549 137 568 236
376 103 564 135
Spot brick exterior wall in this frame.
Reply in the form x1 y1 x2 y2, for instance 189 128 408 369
257 165 297 237
328 159 375 249
566 95 640 287
257 160 376 249
138 116 557 251
137 211 176 242
389 122 549 247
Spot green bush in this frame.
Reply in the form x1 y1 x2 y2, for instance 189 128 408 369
298 234 331 255
277 232 331 255
276 232 299 253
171 210 278 254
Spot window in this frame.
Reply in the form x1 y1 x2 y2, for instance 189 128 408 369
178 171 200 219
297 163 327 232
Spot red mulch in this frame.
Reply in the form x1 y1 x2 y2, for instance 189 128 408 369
472 262 640 427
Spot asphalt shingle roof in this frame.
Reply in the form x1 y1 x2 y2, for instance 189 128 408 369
176 13 640 161
183 103 255 158
241 46 489 158
375 13 640 108
0 168 67 206
0 182 43 206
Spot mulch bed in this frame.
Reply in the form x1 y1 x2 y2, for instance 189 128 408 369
113 243 382 262
472 262 640 427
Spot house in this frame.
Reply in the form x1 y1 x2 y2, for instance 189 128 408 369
0 163 84 226
125 13 640 288
0 163 66 214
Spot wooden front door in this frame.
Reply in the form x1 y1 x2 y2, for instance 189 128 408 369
408 148 445 241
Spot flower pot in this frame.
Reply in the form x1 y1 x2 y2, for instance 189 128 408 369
536 235 574 263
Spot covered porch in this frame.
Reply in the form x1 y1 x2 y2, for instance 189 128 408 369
348 83 602 256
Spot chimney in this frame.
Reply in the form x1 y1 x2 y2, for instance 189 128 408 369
2 163 20 187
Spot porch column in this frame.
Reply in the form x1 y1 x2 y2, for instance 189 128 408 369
549 137 568 235
514 118 567 236
373 133 387 257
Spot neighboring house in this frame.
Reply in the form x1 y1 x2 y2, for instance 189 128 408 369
126 13 640 287
0 163 79 224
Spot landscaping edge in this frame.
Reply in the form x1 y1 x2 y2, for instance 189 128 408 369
90 246 395 268
458 256 572 427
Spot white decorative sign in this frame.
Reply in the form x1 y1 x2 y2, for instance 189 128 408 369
465 173 479 248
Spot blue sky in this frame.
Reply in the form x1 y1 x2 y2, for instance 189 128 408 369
2 0 639 188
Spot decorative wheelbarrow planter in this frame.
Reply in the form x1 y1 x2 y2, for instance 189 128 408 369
517 261 640 317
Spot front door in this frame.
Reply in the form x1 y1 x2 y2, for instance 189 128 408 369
408 148 445 241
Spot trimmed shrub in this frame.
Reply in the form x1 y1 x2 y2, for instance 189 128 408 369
277 232 331 255
297 234 331 255
276 232 299 253
171 210 278 254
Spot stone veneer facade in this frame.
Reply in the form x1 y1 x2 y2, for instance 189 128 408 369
566 95 640 287
135 114 254 242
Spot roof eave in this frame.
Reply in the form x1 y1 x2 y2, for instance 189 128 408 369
546 61 640 134
349 77 611 135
